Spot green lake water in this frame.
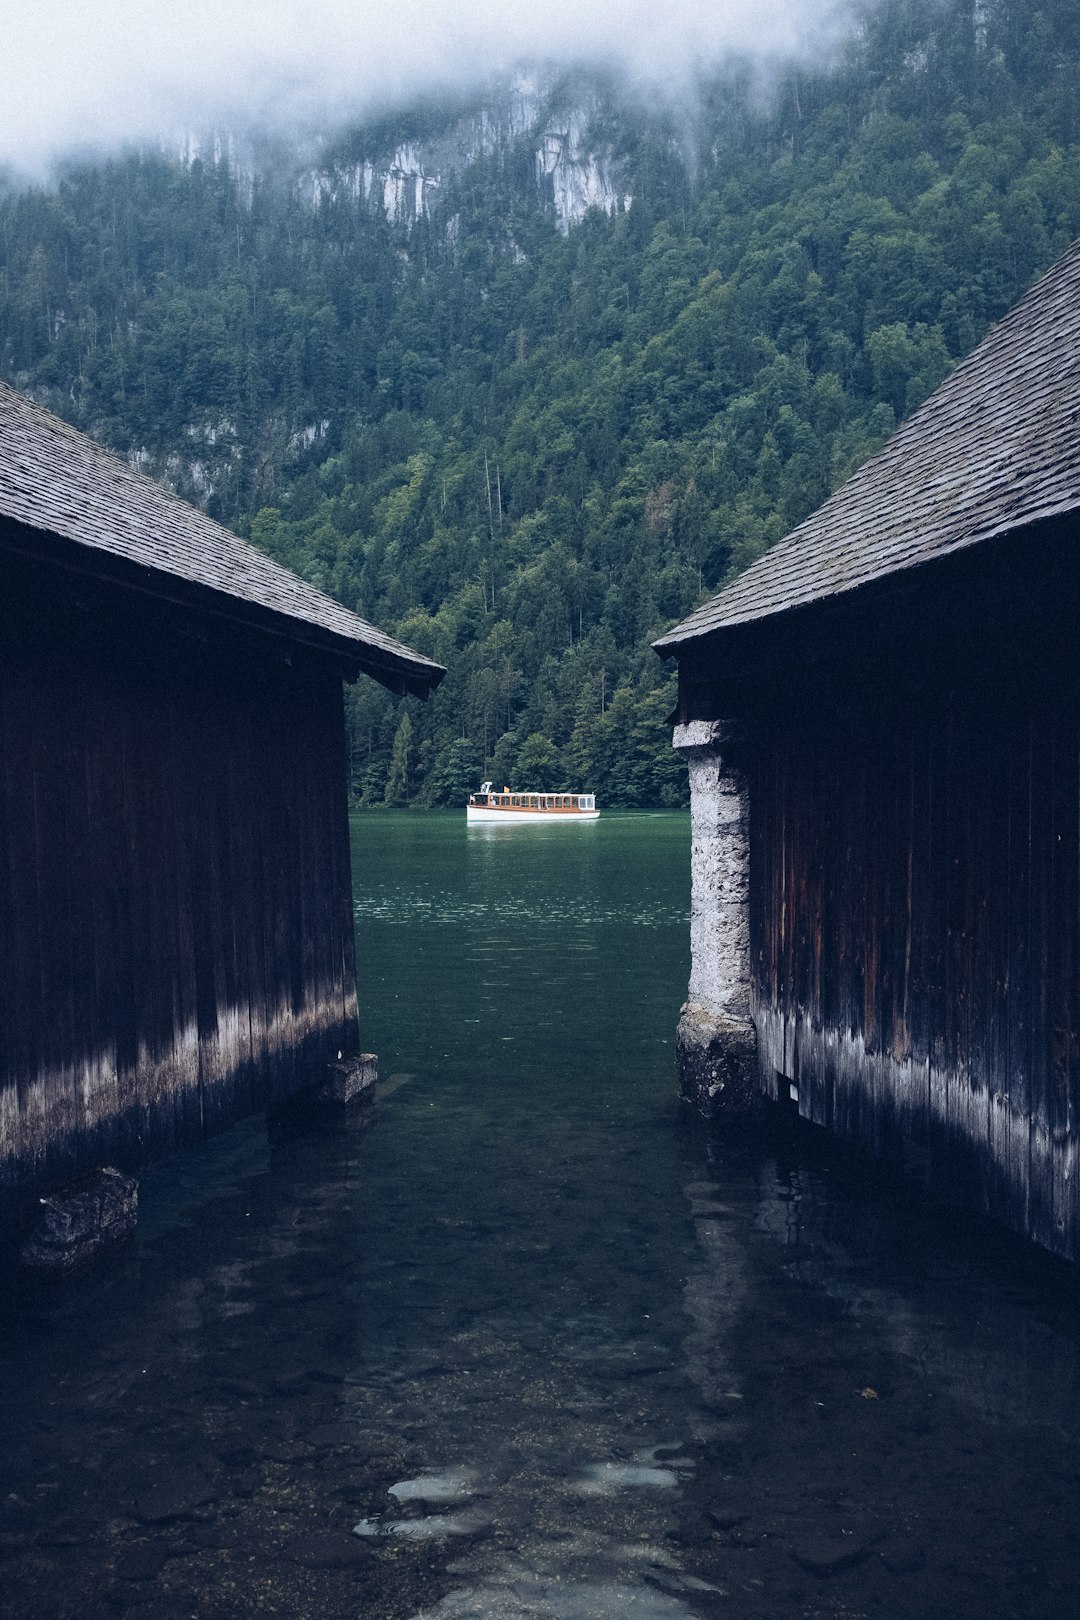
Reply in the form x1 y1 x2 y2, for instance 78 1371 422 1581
3 809 1080 1618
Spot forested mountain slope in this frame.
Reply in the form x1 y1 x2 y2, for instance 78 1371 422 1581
3 0 1080 805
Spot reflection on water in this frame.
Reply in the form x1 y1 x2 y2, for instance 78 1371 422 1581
2 810 1080 1618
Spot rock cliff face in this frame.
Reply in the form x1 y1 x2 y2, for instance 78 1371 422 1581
150 72 632 496
173 71 631 234
534 115 631 232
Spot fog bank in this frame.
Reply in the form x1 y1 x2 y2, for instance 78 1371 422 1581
4 0 854 176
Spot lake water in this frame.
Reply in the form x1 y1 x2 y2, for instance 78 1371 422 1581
3 809 1080 1618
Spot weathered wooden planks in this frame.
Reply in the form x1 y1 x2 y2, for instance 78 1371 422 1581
746 597 1080 1261
0 552 362 1235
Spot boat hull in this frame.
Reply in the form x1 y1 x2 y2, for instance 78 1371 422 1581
466 806 600 823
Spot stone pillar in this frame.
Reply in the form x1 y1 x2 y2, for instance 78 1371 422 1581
673 719 758 1116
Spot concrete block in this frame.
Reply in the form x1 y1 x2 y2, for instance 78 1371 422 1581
20 1167 138 1272
320 1053 378 1107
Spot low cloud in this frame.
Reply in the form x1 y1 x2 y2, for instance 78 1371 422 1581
3 0 853 176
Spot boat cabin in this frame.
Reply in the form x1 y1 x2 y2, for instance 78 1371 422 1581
469 787 596 812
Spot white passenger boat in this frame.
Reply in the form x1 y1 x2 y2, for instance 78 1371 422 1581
466 782 599 823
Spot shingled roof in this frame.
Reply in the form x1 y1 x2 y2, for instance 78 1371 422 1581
0 380 444 695
655 234 1080 653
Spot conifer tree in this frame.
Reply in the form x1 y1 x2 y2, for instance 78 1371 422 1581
384 713 414 806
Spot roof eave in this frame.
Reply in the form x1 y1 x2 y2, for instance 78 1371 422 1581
0 516 446 696
653 500 1080 659
348 644 446 698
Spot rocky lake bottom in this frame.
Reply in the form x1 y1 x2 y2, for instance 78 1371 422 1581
3 811 1080 1619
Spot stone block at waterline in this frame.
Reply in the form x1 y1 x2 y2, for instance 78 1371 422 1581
676 1003 759 1117
319 1053 379 1106
20 1167 139 1272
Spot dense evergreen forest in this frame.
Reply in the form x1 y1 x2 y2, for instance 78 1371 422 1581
3 0 1080 805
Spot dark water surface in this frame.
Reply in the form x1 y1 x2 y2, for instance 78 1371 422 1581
4 810 1080 1618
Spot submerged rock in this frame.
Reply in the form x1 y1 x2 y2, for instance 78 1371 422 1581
126 1464 220 1525
401 1577 701 1617
576 1463 681 1494
115 1543 173 1582
353 1510 491 1540
388 1467 478 1503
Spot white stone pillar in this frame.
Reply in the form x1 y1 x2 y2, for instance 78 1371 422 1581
673 720 758 1115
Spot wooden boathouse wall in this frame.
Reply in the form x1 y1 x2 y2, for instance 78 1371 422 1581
658 238 1080 1262
0 538 360 1232
736 525 1080 1261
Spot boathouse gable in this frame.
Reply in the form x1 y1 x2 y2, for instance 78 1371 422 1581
0 383 444 1238
656 234 1080 1262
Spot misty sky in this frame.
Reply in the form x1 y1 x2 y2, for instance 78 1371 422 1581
3 0 851 175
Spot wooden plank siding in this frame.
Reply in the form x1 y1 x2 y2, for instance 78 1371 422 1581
0 557 361 1234
748 642 1080 1262
658 243 1080 1264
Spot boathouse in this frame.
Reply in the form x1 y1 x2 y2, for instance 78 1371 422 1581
656 235 1080 1261
0 382 443 1238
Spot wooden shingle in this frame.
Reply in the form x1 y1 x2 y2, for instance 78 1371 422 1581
655 235 1080 651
